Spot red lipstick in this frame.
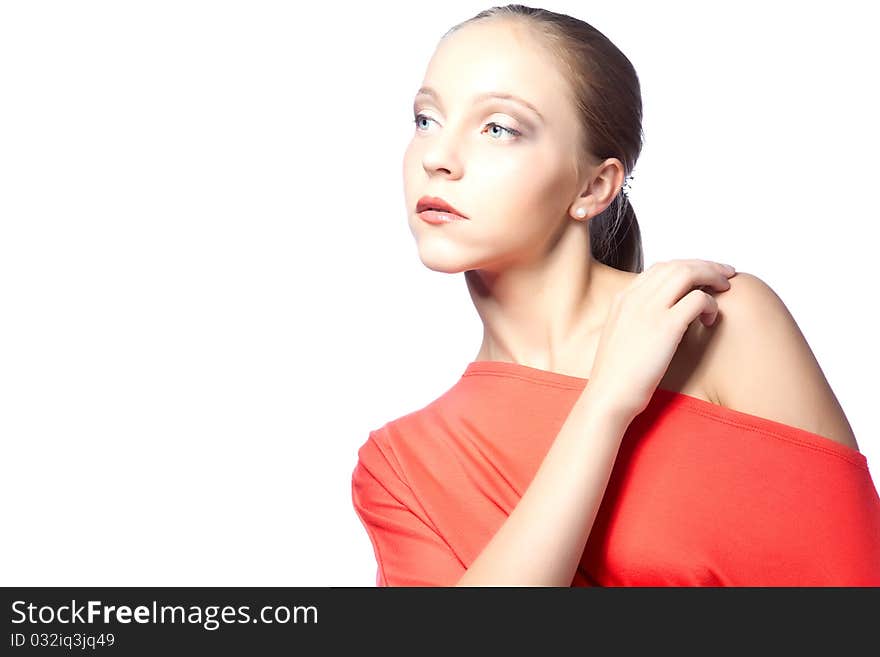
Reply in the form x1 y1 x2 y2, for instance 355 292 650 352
416 195 468 224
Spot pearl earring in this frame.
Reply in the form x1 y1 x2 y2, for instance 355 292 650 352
575 207 586 218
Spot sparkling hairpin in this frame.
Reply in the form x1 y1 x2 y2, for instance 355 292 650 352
621 174 634 198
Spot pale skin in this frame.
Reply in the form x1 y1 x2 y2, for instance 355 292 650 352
403 18 713 400
401 18 860 585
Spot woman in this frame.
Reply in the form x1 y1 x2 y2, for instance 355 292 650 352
351 4 880 586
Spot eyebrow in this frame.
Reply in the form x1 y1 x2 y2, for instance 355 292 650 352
414 86 545 123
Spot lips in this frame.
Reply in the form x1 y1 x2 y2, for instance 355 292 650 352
416 195 467 218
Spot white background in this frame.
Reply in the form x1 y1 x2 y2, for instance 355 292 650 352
1 1 877 586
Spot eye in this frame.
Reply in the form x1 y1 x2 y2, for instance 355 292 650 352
483 122 521 139
413 113 435 131
412 113 522 139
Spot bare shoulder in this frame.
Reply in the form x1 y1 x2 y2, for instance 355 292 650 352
698 271 860 452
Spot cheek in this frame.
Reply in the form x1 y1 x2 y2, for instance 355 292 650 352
402 142 416 178
402 144 421 206
489 152 566 218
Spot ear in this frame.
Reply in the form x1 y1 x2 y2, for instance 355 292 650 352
578 157 626 216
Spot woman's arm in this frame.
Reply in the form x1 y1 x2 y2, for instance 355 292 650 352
456 386 631 586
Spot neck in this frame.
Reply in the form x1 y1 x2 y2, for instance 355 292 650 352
466 233 632 372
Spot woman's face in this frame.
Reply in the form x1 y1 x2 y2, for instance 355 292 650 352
403 20 587 274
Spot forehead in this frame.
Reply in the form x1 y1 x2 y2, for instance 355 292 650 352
420 21 571 121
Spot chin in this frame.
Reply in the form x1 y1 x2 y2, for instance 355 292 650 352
413 242 473 274
417 255 469 275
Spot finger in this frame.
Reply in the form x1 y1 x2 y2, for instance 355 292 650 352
638 259 727 295
656 260 732 309
673 288 719 331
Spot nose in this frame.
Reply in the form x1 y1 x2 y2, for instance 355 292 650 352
420 126 464 178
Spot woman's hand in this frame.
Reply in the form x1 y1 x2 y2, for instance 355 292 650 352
586 259 737 422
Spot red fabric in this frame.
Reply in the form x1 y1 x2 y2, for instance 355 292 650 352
351 360 880 586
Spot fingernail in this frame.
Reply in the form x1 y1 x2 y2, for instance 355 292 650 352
723 263 736 272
